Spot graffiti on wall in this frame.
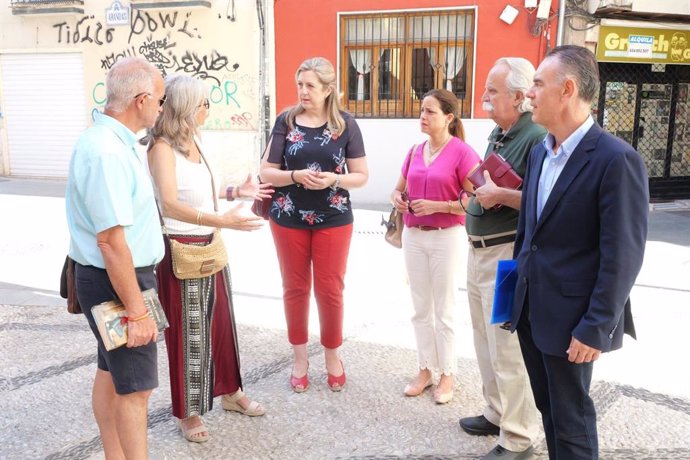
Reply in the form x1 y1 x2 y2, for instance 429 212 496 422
51 9 256 131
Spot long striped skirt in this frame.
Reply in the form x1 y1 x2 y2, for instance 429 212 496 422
157 233 242 419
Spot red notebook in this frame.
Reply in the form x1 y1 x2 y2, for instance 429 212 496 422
467 152 523 192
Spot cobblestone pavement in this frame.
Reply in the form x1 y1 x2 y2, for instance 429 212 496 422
1 179 690 459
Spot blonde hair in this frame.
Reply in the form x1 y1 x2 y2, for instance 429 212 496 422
148 74 207 156
285 57 346 137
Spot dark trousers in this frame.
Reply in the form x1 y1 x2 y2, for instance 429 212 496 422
516 305 598 460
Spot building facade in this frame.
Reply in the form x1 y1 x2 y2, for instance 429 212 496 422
566 0 690 199
0 0 271 188
2 0 689 202
274 0 559 204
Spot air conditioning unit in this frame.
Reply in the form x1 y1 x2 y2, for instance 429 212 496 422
599 0 633 7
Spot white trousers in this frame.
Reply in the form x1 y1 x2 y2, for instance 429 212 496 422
403 225 463 375
467 241 538 451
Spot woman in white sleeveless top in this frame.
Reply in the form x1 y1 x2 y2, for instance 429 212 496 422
147 74 271 443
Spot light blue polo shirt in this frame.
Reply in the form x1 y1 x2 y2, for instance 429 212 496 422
66 113 164 269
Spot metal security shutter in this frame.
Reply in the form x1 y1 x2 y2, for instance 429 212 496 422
0 53 86 178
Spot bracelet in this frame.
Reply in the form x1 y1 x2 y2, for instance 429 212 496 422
226 185 235 201
196 210 203 226
330 174 341 191
290 170 297 184
128 311 150 322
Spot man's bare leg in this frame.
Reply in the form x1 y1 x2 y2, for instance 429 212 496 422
115 389 152 460
92 369 125 460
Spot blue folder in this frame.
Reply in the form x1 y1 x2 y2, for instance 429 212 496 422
491 259 518 324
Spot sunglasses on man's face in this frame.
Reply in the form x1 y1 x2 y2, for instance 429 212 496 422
133 92 167 107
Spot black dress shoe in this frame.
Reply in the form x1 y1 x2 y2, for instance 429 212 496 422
459 414 500 436
482 444 534 460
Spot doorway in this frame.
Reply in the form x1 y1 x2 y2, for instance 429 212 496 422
597 62 690 200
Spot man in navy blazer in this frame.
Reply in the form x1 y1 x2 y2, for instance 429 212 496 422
511 46 648 459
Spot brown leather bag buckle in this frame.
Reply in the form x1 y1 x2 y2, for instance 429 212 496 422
200 260 216 274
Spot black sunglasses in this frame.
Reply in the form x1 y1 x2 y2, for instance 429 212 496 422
134 92 166 107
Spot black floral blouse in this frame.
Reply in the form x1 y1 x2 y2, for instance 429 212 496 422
266 111 366 229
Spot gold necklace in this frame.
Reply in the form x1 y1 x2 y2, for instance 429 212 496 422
428 137 451 157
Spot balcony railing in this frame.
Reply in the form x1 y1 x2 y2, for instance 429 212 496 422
129 0 211 9
10 0 84 15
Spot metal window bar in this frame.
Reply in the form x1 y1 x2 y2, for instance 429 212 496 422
595 62 690 200
344 10 473 119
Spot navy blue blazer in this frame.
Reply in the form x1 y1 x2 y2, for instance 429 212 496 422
511 122 648 357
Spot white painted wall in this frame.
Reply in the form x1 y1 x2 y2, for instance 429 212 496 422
0 2 262 182
632 0 690 15
349 118 495 206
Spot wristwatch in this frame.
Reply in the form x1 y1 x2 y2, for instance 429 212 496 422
226 185 235 201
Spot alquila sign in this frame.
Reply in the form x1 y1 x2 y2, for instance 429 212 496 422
597 25 689 65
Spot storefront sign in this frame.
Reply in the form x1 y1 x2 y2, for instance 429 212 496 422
597 25 689 65
105 1 129 26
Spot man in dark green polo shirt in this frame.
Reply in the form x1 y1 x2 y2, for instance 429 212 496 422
459 57 546 460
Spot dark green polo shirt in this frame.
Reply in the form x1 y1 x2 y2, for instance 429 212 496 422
465 112 546 237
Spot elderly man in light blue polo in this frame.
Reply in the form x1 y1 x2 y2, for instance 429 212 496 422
66 57 165 459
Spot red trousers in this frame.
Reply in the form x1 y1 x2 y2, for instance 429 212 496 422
269 221 353 349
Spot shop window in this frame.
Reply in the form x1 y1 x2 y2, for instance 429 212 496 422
340 10 475 118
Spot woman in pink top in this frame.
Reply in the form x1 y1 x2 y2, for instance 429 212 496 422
390 89 480 404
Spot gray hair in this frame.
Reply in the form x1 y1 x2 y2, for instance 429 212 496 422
495 57 536 113
149 74 207 156
105 57 160 113
546 45 600 103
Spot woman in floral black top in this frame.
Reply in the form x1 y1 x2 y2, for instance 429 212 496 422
260 57 368 393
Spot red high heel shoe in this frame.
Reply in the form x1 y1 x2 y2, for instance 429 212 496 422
327 360 346 392
290 363 309 393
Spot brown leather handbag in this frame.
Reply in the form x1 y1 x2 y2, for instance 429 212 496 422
59 255 82 314
382 208 404 248
381 144 418 249
251 141 273 220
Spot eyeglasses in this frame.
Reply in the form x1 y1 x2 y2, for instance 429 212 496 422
459 193 485 217
134 92 167 107
199 99 210 109
401 191 414 215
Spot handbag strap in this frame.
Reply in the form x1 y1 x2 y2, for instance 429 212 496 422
156 138 217 236
403 144 418 194
256 136 275 184
195 139 218 213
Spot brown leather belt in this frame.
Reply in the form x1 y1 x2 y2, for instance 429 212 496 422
413 225 446 231
468 233 516 248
